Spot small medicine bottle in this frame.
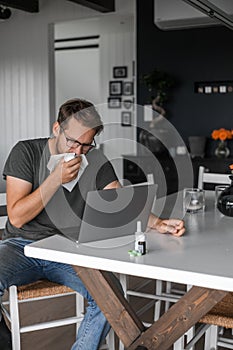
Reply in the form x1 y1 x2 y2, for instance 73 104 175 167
134 220 146 255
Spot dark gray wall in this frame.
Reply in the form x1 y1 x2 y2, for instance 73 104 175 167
137 0 233 155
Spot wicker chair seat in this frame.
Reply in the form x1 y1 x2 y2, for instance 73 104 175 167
200 292 233 328
16 280 74 300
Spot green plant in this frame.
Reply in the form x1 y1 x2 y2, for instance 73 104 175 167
142 68 175 106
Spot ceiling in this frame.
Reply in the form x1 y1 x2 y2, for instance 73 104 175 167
0 0 115 13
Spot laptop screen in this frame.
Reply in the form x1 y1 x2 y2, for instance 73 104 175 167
77 184 157 244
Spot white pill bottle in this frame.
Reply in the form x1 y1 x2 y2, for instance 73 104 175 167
134 221 146 255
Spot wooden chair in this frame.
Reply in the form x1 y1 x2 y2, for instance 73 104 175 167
155 166 232 348
178 293 233 350
178 168 233 350
0 193 7 236
197 167 232 350
1 280 84 350
200 292 233 350
0 193 115 350
198 165 231 189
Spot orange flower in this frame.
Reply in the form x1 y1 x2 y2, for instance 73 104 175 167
211 130 219 140
219 129 228 141
211 128 232 141
229 164 233 170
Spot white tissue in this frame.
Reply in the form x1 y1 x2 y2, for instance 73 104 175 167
47 153 75 172
64 153 76 162
47 153 88 192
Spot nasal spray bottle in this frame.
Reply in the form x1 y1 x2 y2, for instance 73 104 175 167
134 220 146 255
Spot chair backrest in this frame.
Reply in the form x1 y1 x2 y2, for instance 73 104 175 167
0 193 7 231
0 193 6 205
198 166 231 190
146 173 154 185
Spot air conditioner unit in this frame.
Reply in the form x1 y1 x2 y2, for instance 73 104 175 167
154 0 233 30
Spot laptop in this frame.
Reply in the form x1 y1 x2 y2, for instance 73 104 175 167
63 184 157 247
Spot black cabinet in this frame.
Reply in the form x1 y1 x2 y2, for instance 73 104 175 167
123 154 179 198
123 154 233 197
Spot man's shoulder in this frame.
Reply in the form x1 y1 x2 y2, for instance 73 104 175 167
87 148 107 161
17 137 48 147
14 138 48 154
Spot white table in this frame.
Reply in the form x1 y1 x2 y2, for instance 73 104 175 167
25 191 233 349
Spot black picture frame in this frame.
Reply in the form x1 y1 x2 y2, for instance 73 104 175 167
108 97 122 109
121 111 132 126
123 99 133 109
109 81 122 96
123 81 134 95
113 66 128 78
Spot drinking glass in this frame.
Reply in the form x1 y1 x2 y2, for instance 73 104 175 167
183 188 205 213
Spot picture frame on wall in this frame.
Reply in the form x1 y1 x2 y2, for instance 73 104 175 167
108 97 121 109
121 111 132 126
123 81 134 95
123 99 133 109
113 66 128 78
109 81 122 96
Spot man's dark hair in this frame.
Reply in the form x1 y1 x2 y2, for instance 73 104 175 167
57 98 104 135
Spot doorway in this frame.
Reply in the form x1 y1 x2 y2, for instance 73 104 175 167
52 13 136 180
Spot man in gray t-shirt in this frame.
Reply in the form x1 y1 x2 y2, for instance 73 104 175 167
1 98 185 349
3 138 118 241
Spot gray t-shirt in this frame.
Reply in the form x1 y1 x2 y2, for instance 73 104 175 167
3 138 118 241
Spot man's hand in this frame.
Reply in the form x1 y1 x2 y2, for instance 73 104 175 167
154 218 185 237
54 156 82 184
148 215 185 237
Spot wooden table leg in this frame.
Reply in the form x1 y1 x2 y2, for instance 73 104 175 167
74 266 228 350
73 266 145 348
127 286 228 350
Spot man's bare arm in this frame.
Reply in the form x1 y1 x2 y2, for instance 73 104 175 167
7 157 82 228
104 180 122 189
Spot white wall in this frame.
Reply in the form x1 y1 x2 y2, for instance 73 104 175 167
55 18 101 107
98 15 136 171
55 13 136 181
55 45 100 106
0 0 135 191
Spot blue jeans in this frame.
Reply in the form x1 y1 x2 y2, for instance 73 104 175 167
0 238 113 350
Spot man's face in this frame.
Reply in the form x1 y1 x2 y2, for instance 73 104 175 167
55 117 96 155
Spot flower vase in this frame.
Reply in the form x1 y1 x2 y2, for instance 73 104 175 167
214 140 230 158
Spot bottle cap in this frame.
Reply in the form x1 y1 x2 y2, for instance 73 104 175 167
136 220 142 233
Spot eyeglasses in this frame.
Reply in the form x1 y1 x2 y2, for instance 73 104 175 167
60 126 96 153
